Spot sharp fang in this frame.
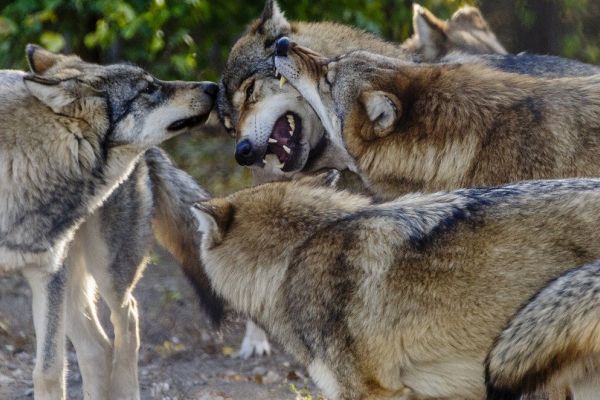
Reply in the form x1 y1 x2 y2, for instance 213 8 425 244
289 130 294 135
279 76 287 88
276 161 285 169
268 138 277 144
283 145 291 154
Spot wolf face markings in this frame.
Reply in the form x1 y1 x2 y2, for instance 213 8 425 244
193 176 600 400
0 45 216 399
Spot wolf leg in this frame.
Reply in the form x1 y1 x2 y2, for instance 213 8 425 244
23 267 67 400
239 320 271 359
83 240 144 400
64 237 112 400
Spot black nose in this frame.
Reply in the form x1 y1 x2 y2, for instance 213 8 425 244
202 82 219 99
235 139 258 166
275 37 290 57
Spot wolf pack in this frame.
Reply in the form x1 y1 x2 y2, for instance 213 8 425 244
3 1 600 399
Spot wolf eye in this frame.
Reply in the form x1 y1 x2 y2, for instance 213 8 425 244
143 81 160 95
245 81 255 102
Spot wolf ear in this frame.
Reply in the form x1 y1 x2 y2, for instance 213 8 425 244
298 170 340 188
192 199 234 244
412 4 447 50
450 6 487 29
360 91 401 138
23 75 78 113
26 44 63 74
24 74 101 114
257 0 291 39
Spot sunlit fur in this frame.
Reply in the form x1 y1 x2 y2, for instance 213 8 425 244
194 176 600 400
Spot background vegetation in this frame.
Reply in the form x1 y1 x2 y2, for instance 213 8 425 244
2 0 599 194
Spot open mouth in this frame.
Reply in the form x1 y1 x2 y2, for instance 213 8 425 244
167 114 209 132
262 112 302 172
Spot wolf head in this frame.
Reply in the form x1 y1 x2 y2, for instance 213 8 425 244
23 45 218 153
274 40 414 174
402 4 506 61
190 170 370 313
217 0 411 178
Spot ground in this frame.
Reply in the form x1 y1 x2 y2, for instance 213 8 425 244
0 248 322 400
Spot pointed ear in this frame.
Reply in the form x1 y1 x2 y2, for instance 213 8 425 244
26 44 63 74
412 4 447 48
298 170 340 188
192 199 234 244
23 75 77 113
257 0 291 39
450 6 487 30
360 90 401 138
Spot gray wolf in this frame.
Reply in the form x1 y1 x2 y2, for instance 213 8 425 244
0 45 217 399
273 40 600 200
192 174 600 400
486 260 600 400
217 0 506 357
402 3 506 61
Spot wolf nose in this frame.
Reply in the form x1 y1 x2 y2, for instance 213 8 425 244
235 139 258 166
275 37 290 57
202 82 219 99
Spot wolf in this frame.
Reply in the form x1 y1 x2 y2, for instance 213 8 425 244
0 45 217 400
192 173 600 400
273 39 600 200
402 3 506 61
485 260 600 400
217 0 507 358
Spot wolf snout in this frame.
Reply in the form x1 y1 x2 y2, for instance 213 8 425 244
201 82 219 99
275 37 290 57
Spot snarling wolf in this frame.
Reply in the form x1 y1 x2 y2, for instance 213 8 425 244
486 260 600 400
0 45 217 399
273 40 600 200
192 174 600 400
217 0 506 180
402 4 506 61
217 0 507 358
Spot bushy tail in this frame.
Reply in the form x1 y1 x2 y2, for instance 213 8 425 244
145 147 225 326
485 260 600 400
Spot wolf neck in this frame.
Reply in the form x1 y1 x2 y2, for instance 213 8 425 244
344 65 567 200
208 189 370 319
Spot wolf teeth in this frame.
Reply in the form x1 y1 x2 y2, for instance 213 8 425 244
287 115 295 134
268 138 277 144
279 76 287 88
283 145 291 154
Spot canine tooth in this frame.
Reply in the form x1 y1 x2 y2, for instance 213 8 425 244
279 76 287 88
283 145 291 154
268 138 278 144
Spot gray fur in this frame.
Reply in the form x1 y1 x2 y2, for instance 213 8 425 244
0 45 216 399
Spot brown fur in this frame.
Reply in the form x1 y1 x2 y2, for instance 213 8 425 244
193 175 600 400
277 45 600 200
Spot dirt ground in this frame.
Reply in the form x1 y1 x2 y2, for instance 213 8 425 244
0 248 322 400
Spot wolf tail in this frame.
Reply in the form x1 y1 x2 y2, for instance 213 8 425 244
145 147 225 326
485 260 600 400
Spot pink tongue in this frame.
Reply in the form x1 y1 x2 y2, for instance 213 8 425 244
268 115 292 162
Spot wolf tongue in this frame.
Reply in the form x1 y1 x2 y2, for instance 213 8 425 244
269 115 292 162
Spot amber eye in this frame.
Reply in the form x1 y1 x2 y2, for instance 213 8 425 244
245 80 255 101
144 81 160 95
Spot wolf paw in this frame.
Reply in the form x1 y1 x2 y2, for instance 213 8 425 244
237 320 271 359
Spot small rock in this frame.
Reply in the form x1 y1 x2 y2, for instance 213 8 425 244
262 370 280 384
251 366 267 376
